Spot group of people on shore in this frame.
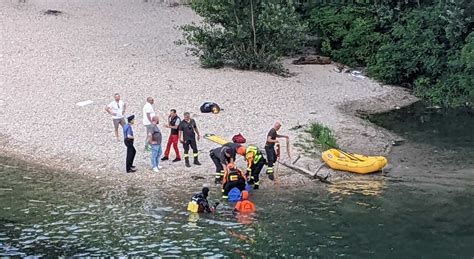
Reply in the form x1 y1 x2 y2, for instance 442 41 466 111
106 93 201 173
105 93 290 207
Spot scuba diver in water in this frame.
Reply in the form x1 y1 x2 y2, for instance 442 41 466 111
188 187 219 213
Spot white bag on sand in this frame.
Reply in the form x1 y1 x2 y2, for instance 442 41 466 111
76 100 93 107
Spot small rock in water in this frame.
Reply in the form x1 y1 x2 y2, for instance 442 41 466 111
43 9 62 16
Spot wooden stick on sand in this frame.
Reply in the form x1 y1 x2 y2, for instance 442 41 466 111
279 161 331 184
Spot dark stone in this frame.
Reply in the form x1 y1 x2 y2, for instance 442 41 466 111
43 9 62 16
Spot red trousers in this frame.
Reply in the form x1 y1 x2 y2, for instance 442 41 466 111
164 134 181 159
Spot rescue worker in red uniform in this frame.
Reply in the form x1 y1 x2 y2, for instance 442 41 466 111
222 163 247 199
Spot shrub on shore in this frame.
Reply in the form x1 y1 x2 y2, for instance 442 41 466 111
178 0 307 74
307 1 473 107
179 0 473 107
306 122 337 152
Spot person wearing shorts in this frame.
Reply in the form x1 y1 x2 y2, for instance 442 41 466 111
105 93 126 141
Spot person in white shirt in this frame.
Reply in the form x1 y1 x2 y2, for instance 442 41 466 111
142 97 156 151
105 93 126 141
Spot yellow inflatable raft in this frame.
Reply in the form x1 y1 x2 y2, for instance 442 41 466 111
322 149 388 174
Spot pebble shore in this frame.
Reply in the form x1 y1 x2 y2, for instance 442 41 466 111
0 0 418 190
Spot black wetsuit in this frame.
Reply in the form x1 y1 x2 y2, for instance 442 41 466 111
191 193 212 213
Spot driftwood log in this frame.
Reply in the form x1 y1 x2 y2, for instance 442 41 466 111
279 161 331 184
292 55 331 65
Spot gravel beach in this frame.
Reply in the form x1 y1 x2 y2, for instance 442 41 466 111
1 0 418 190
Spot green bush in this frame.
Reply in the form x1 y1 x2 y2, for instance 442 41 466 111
306 122 338 151
367 7 447 85
180 0 473 107
309 6 385 67
307 2 472 107
179 0 307 74
422 32 474 106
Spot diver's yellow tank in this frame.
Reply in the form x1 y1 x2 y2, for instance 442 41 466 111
187 201 199 213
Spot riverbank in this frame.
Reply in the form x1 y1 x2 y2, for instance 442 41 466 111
0 0 418 189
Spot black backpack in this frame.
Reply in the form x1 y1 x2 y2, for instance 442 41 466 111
200 102 221 113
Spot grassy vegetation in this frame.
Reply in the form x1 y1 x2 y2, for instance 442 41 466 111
294 122 338 157
306 122 338 151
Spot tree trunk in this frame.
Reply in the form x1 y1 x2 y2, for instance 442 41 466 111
250 0 258 55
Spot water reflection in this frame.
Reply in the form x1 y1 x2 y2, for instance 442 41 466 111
1 153 474 257
328 179 387 197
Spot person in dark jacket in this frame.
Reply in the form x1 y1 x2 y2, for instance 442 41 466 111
123 115 137 173
210 145 235 184
178 112 201 167
223 142 246 158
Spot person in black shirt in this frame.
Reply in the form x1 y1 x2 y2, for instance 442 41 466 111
209 145 236 184
264 122 289 180
178 112 201 167
162 109 181 162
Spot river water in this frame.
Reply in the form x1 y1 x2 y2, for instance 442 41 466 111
1 103 473 257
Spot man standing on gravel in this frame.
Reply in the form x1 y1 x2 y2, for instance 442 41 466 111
105 93 126 141
178 112 201 167
142 97 156 151
148 116 163 172
162 109 181 162
123 115 137 173
265 122 289 180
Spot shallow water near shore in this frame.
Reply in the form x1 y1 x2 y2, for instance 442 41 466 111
1 136 474 258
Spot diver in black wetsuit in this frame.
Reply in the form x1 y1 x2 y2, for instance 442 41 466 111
191 187 219 213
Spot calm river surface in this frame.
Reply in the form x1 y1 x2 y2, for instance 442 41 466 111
1 104 473 257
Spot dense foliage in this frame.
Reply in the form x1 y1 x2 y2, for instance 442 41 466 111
178 0 307 73
180 0 474 107
308 1 474 107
